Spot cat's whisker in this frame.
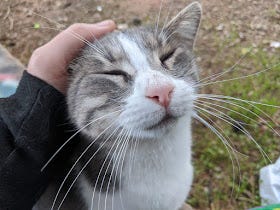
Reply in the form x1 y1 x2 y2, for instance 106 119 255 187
110 129 131 210
104 128 129 210
111 130 132 210
194 62 280 88
194 105 271 163
193 104 245 157
196 47 253 85
111 129 128 210
193 106 273 196
132 131 141 172
52 119 120 210
128 130 140 181
62 125 122 210
104 127 130 210
118 129 132 210
115 129 132 210
159 0 175 38
194 99 261 127
195 99 276 161
41 109 122 172
196 95 280 136
37 26 106 56
163 30 177 43
60 126 121 210
101 130 130 209
104 129 133 210
197 94 280 109
62 29 108 56
197 95 280 141
196 103 271 162
127 131 137 167
195 100 259 159
84 28 109 55
155 0 164 35
32 12 107 55
93 127 128 210
193 112 240 198
32 12 65 28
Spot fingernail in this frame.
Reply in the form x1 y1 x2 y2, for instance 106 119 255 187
96 20 114 27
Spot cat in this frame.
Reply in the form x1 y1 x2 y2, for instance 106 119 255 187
34 2 201 210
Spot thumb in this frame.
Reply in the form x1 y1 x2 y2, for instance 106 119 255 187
47 20 116 63
86 20 116 39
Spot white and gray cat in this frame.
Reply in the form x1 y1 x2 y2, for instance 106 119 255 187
34 2 201 210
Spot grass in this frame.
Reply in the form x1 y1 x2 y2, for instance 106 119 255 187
189 29 280 209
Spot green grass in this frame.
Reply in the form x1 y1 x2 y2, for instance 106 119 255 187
189 30 280 209
220 49 279 125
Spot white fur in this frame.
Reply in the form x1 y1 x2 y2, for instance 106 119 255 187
80 117 193 210
119 68 195 139
118 34 150 72
120 116 193 210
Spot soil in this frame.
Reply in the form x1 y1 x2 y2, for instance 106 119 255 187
0 0 279 209
0 0 279 68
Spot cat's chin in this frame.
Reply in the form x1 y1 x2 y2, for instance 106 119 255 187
126 116 180 140
145 114 177 131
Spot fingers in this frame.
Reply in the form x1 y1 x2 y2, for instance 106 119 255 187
67 20 116 40
27 20 116 94
47 20 116 62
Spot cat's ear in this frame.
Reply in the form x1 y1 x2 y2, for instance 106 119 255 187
163 2 202 49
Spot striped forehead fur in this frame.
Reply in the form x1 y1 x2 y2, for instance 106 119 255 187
117 33 150 72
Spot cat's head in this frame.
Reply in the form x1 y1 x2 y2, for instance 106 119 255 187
68 2 202 139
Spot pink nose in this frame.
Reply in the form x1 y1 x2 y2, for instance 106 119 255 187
145 82 174 108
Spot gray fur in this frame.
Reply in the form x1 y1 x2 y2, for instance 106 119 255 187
34 2 201 209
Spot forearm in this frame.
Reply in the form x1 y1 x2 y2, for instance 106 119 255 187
0 71 73 209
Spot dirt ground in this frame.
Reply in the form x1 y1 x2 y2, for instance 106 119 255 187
0 0 279 68
0 0 279 209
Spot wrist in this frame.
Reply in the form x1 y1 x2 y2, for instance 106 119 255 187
27 48 67 94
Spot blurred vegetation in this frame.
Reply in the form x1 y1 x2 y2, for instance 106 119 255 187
189 27 280 209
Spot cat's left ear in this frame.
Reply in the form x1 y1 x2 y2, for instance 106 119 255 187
163 2 202 49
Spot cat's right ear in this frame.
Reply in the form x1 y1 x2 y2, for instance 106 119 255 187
163 2 202 49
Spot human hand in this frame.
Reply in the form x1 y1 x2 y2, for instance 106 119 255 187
27 20 116 93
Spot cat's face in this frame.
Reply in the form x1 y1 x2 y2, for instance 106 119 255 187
68 2 201 140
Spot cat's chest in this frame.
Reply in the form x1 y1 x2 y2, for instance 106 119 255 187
80 120 193 210
122 131 190 186
119 131 192 210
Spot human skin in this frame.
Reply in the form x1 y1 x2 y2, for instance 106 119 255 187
27 20 116 93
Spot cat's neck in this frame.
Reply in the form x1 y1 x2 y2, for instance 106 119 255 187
131 116 192 163
116 116 193 210
78 116 193 210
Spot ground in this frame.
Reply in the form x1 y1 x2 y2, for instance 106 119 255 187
0 0 279 209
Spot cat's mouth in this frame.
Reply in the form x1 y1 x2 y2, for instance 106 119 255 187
145 114 177 131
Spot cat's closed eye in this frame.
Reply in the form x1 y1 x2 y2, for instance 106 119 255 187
96 70 131 82
160 49 176 68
